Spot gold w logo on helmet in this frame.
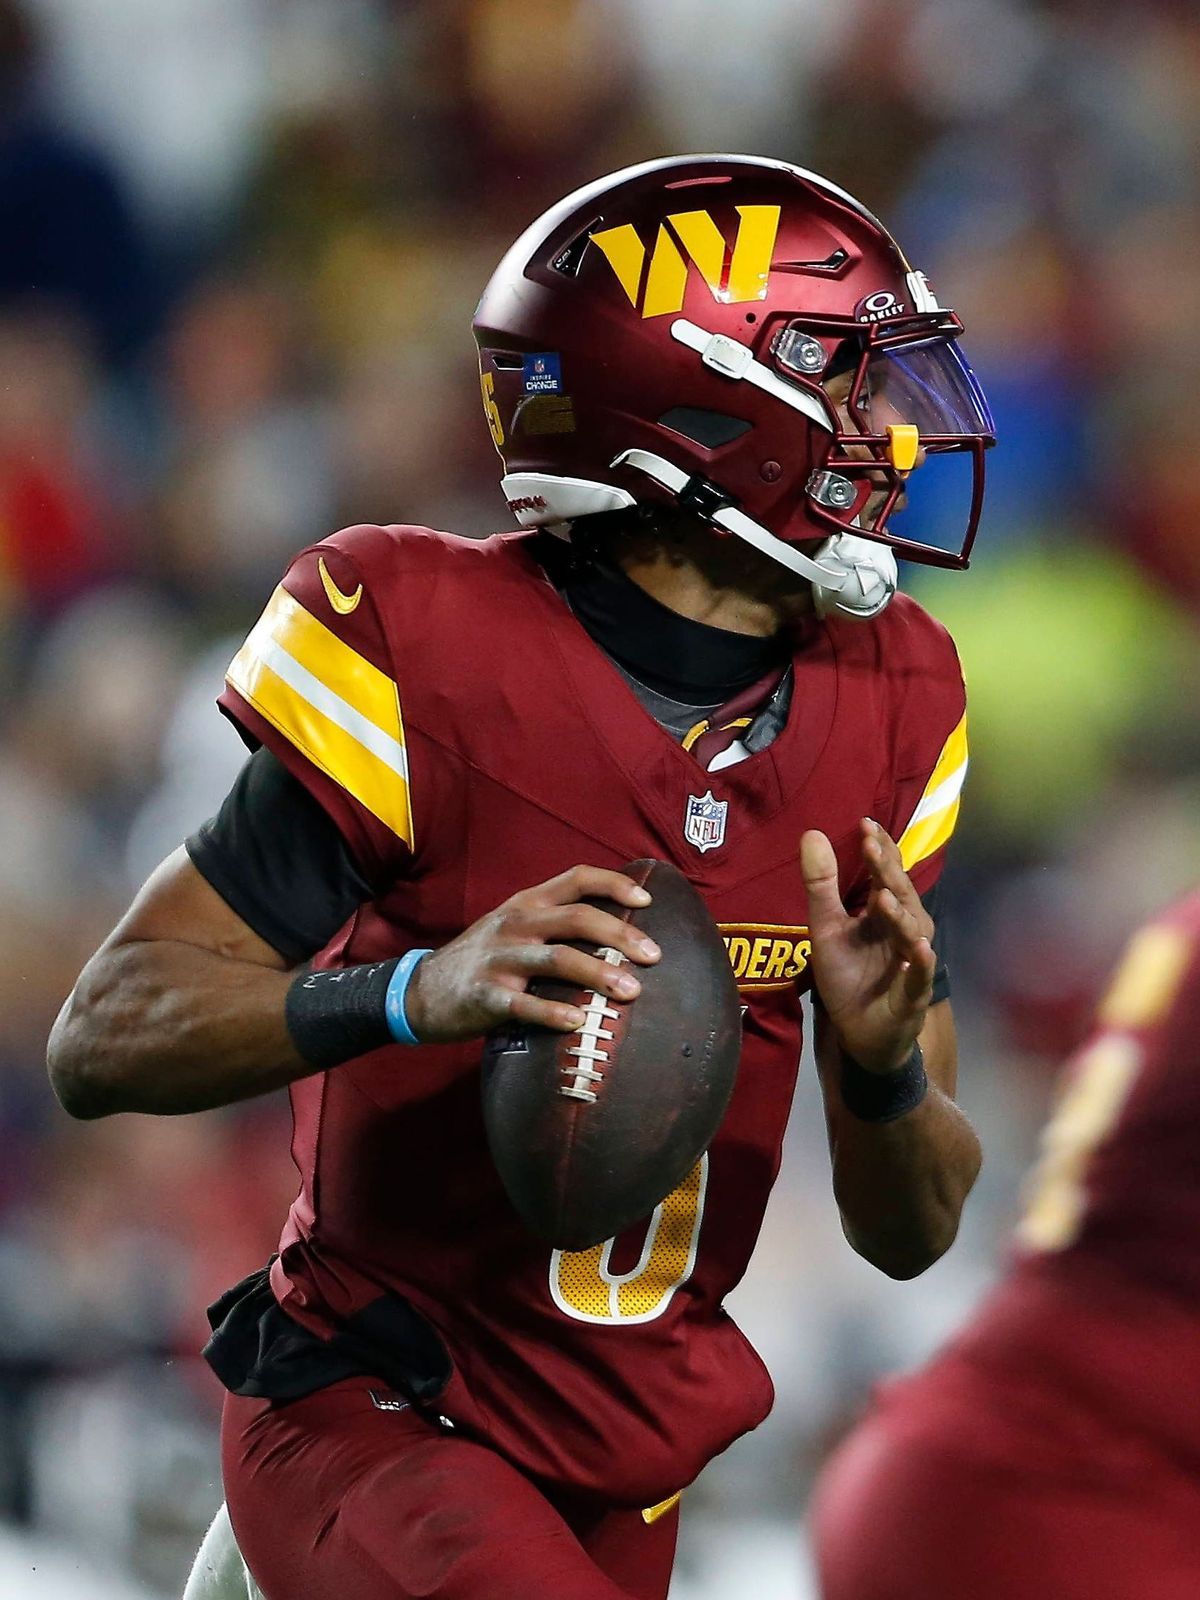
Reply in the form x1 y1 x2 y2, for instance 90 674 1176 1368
590 206 781 320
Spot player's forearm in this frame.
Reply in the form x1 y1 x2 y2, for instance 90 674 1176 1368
826 1087 982 1279
47 940 305 1118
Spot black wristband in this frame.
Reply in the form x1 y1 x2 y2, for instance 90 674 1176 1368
839 1042 928 1123
285 959 400 1069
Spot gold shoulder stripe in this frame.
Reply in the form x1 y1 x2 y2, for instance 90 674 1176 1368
898 712 967 872
226 584 413 846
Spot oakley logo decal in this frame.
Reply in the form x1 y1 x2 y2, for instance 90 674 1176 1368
591 206 781 320
855 289 905 323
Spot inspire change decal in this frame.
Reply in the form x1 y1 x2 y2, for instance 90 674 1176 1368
522 353 563 394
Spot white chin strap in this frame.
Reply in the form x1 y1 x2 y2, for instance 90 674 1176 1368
610 448 897 620
500 316 898 619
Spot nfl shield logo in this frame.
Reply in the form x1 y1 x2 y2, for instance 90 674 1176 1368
684 790 728 853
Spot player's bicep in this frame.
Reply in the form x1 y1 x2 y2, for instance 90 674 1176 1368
104 847 290 971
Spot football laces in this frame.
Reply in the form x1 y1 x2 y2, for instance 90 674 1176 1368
559 947 625 1103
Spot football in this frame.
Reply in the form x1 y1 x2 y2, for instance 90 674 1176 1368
481 858 742 1250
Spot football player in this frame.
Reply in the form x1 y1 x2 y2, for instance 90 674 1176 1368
812 895 1200 1599
49 156 995 1600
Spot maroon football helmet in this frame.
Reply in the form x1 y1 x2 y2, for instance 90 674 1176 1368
473 155 994 617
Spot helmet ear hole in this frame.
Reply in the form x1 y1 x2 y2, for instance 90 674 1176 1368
658 408 752 448
822 338 862 380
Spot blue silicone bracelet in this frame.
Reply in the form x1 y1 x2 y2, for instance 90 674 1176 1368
384 948 433 1046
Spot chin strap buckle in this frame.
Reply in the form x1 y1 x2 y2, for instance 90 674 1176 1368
697 331 755 381
676 473 734 522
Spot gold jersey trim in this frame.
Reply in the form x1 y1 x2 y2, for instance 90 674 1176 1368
642 1491 682 1525
897 711 967 872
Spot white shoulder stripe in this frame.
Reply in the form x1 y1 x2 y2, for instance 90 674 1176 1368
905 757 967 829
254 634 409 780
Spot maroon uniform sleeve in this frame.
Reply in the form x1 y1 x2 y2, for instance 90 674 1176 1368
219 524 413 886
881 602 968 899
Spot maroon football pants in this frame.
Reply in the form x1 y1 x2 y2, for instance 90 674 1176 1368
811 1364 1200 1600
222 1377 678 1600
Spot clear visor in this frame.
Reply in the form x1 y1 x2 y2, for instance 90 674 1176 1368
857 338 994 438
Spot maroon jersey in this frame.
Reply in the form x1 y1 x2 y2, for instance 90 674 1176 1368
946 891 1200 1471
219 523 966 1504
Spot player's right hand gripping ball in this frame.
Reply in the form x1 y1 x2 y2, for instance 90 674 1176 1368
482 859 742 1250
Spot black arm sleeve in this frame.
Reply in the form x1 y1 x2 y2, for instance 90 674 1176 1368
921 879 951 1006
185 748 375 964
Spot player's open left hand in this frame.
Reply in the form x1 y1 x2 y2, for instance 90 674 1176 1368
404 865 661 1043
800 820 936 1074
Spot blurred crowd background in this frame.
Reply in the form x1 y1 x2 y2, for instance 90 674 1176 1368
2 0 1199 1593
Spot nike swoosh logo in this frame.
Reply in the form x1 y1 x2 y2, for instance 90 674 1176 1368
318 556 363 615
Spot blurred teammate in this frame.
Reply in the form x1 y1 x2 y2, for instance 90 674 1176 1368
813 892 1200 1599
48 156 994 1600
